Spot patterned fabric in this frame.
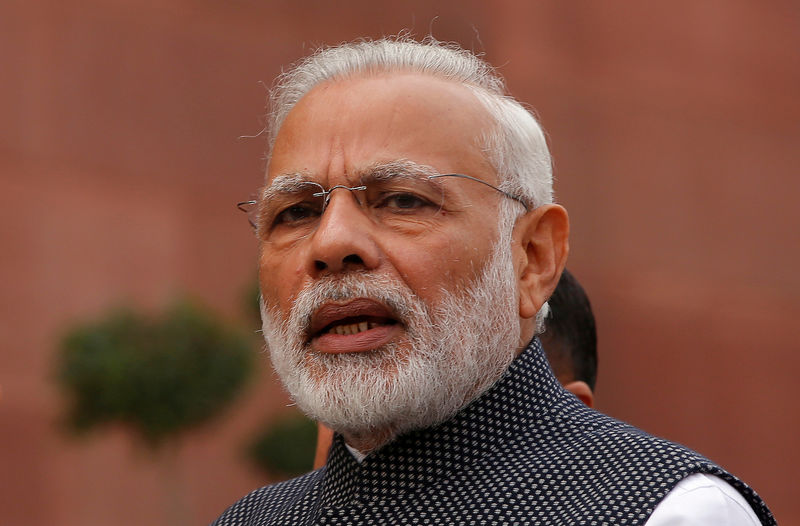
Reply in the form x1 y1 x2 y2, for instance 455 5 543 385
212 339 776 525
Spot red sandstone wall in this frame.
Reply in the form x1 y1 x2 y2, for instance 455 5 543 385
1 1 797 524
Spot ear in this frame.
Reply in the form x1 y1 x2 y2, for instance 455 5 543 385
564 381 595 408
514 204 569 320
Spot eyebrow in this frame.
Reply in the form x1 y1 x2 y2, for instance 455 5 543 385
260 173 319 201
264 161 441 195
363 160 439 183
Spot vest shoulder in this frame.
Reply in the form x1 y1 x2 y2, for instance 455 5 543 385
209 469 323 526
485 404 776 525
530 403 720 475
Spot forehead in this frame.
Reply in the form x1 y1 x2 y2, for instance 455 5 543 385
267 73 497 186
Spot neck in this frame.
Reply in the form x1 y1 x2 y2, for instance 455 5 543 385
341 427 396 456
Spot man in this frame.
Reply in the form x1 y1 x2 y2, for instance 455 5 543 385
313 267 597 468
216 37 774 525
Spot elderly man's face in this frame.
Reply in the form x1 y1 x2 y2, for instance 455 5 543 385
262 74 506 324
258 74 528 445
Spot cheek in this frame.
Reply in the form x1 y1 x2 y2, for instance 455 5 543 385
388 230 493 297
259 250 306 312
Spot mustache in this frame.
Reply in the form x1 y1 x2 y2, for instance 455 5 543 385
289 273 428 337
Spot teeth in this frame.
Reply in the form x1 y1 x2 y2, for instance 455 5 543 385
330 321 376 335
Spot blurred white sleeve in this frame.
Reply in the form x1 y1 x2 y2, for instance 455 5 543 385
645 473 761 525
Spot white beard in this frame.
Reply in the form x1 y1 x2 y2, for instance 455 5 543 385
262 233 520 442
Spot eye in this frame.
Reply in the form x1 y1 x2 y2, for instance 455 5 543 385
378 192 434 212
273 202 321 226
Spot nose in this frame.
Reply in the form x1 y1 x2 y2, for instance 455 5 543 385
307 189 381 276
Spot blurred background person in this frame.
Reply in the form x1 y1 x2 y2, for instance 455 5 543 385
540 268 597 408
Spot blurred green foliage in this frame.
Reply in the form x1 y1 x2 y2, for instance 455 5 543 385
56 300 255 449
247 412 317 478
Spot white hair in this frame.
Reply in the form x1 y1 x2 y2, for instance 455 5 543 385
266 36 553 332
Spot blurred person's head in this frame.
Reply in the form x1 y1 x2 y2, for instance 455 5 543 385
540 268 597 408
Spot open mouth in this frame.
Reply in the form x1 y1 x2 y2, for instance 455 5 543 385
320 316 398 336
309 299 402 352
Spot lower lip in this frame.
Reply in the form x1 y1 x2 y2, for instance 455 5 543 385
312 324 401 354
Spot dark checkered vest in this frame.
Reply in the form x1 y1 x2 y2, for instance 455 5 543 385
212 338 775 525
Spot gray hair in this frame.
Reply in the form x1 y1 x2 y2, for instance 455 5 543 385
266 36 553 332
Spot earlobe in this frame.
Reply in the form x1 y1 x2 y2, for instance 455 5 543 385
516 204 569 319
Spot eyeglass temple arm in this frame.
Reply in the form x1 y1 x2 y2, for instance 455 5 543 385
427 173 530 211
237 200 257 213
